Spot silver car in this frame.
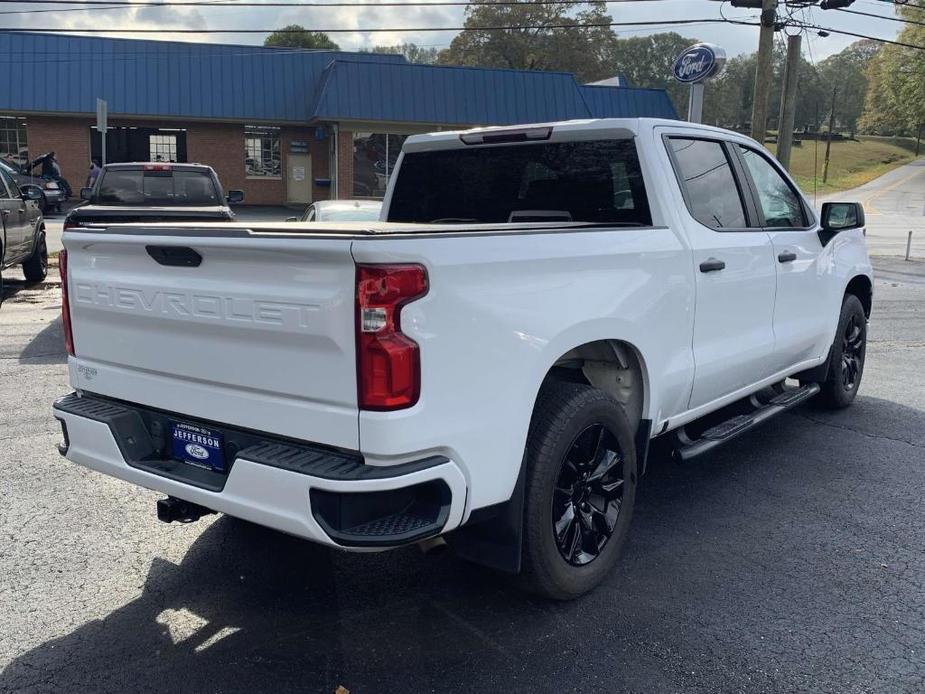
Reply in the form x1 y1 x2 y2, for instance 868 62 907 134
290 199 382 223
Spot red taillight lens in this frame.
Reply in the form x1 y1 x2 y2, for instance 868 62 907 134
62 219 78 230
59 249 75 356
356 264 428 410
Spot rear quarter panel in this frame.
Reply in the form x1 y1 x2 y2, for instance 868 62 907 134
353 227 695 512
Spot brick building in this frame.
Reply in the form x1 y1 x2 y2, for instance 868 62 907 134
0 32 677 207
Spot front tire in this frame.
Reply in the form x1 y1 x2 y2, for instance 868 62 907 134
22 232 48 283
817 294 867 409
518 381 637 600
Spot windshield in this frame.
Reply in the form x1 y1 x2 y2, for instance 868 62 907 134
95 169 221 206
387 139 651 226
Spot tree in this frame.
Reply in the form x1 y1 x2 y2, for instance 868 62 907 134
264 24 339 50
816 40 878 136
859 10 925 136
437 1 617 83
603 33 700 116
370 43 440 64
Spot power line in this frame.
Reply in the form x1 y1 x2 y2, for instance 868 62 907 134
0 0 692 6
791 18 925 49
836 6 925 25
0 17 744 32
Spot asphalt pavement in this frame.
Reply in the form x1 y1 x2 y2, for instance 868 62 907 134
1 242 924 692
818 159 925 259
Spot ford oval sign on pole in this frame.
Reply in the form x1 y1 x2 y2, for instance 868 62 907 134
673 44 726 124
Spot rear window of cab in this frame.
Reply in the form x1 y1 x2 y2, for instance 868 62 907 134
387 139 651 226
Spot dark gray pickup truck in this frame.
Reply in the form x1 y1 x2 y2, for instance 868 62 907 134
0 163 47 297
63 162 243 229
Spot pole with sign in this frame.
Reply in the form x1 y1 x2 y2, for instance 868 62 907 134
672 44 726 124
96 98 108 166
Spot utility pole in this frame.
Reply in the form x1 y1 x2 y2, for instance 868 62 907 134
822 86 837 184
916 123 923 157
749 0 777 144
776 33 802 171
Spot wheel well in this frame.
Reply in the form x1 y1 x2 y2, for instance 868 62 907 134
544 339 646 431
846 275 872 318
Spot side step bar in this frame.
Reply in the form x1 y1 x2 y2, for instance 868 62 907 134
672 383 820 462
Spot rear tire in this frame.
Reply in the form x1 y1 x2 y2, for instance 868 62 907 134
517 381 637 600
816 294 867 409
22 232 48 283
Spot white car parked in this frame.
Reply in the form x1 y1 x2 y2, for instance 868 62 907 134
289 199 382 223
54 118 872 599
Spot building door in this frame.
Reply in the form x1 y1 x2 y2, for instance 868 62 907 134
287 153 311 204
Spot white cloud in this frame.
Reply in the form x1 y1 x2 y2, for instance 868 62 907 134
0 0 902 59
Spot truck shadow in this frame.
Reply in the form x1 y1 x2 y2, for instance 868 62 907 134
18 316 66 364
1 395 923 693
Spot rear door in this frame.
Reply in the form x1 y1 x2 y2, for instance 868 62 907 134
733 144 833 371
64 229 360 449
0 167 29 261
662 134 778 410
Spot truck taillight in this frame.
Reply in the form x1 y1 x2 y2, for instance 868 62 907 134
59 249 75 356
356 264 428 411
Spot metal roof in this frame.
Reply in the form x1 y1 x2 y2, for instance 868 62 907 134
579 85 678 119
311 60 595 125
0 32 677 125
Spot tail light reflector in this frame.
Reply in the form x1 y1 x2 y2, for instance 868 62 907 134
356 264 428 410
59 249 75 356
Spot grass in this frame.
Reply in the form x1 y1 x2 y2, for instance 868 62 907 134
768 136 921 196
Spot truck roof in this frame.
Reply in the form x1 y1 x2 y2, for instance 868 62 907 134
403 118 754 152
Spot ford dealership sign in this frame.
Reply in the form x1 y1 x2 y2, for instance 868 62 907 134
673 44 726 84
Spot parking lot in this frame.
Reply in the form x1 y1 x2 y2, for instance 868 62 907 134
1 244 923 692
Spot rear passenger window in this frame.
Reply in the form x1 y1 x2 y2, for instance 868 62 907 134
737 145 807 228
667 138 747 230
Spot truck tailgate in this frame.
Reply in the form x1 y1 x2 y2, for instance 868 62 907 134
63 230 359 449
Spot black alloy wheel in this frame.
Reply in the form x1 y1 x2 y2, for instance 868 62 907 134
817 293 867 409
517 381 637 599
841 312 864 391
552 424 626 566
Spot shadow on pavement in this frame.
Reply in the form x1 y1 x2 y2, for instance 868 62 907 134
18 316 66 365
2 396 923 693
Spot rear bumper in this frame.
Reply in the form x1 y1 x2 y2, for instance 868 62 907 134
53 392 467 548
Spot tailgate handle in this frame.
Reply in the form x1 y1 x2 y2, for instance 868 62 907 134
146 245 202 267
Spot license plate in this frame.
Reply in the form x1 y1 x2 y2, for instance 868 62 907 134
171 422 225 472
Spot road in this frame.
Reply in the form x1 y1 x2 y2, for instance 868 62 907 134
818 159 925 259
1 257 923 693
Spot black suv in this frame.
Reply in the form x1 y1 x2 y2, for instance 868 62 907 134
64 163 244 229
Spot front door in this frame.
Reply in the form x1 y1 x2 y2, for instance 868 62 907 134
662 134 778 410
287 153 312 204
0 168 29 262
734 144 834 372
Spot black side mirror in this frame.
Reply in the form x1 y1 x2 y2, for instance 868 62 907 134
819 202 865 245
80 187 93 201
226 190 244 204
21 187 43 201
821 202 864 232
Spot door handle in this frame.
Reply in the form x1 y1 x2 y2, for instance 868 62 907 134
778 251 797 263
699 258 726 273
0 209 9 216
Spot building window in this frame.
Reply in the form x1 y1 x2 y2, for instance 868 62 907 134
149 134 178 162
353 132 408 198
0 116 28 168
245 125 281 178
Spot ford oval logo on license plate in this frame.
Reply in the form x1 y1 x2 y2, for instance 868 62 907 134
171 421 225 472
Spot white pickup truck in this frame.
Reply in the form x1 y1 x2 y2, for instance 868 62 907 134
53 119 872 599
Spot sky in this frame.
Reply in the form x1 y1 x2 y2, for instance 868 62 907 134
0 0 906 65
